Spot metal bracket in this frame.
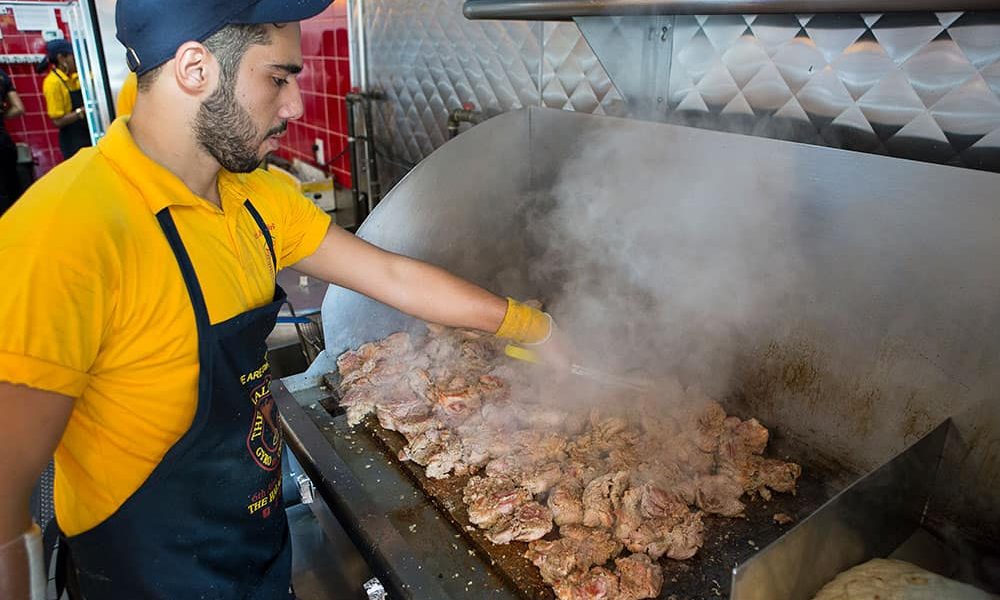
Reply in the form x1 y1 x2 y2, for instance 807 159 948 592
575 15 674 121
363 577 387 600
295 473 315 505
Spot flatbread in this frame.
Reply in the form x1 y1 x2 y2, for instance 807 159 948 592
812 558 997 600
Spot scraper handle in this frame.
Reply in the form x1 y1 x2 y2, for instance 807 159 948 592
504 344 540 364
505 345 651 392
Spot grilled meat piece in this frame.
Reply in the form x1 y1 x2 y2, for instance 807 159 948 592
486 501 553 544
693 474 746 517
424 438 467 479
693 400 728 453
548 482 584 527
463 475 532 528
615 553 663 600
756 456 801 493
552 566 620 600
340 386 377 427
399 426 475 479
560 525 624 569
398 427 450 465
729 455 803 500
373 381 432 433
485 455 564 495
583 471 630 529
614 484 704 560
523 462 564 495
526 526 623 585
525 538 579 585
719 417 770 463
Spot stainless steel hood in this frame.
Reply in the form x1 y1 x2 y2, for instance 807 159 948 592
463 0 1000 19
457 1 1000 172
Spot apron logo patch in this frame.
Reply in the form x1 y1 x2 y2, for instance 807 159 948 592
246 374 282 472
247 477 282 517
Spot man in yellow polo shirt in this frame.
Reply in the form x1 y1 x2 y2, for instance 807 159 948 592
0 1 560 598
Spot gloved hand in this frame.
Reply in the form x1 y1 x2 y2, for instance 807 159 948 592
495 298 571 372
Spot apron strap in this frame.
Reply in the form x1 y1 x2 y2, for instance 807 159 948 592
242 199 277 272
155 201 278 330
156 209 212 331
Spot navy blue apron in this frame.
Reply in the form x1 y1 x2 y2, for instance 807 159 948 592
64 200 293 599
55 70 91 160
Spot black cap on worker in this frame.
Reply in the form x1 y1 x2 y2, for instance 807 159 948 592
115 0 330 75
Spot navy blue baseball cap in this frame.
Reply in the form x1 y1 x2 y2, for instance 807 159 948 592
116 0 331 75
45 39 73 61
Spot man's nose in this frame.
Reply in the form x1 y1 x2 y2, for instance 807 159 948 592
278 79 304 121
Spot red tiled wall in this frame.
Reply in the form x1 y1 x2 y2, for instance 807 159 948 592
275 1 352 188
1 7 74 177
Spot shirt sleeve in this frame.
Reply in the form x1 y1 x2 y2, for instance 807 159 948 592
264 173 332 270
0 229 113 398
43 73 70 119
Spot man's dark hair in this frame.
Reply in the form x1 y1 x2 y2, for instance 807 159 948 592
136 23 271 92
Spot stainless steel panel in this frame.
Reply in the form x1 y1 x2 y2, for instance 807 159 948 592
541 21 628 115
463 0 1000 19
309 107 1000 542
731 420 951 600
362 0 1000 187
575 16 674 118
658 12 1000 170
366 0 542 171
363 0 626 189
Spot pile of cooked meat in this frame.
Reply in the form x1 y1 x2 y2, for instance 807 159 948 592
335 325 801 600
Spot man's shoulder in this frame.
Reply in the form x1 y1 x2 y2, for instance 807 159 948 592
6 149 144 239
41 70 59 90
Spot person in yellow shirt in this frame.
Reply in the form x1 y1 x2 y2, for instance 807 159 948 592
115 70 137 117
37 39 91 160
0 1 564 598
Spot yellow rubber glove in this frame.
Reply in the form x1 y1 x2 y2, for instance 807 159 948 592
494 298 553 345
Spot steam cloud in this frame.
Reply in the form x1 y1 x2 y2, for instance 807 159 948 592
528 125 806 399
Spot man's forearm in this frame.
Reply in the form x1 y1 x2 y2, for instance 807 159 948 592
382 255 508 333
51 109 82 128
0 383 72 600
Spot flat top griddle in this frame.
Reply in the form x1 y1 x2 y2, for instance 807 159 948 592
313 393 836 600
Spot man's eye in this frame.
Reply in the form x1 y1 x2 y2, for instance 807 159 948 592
273 77 289 87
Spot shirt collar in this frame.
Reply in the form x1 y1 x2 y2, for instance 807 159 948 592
53 67 77 82
98 118 249 215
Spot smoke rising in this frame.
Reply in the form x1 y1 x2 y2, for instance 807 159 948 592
528 125 806 399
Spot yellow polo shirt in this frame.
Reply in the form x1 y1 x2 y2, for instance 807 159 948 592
42 67 80 119
116 71 137 117
0 118 331 536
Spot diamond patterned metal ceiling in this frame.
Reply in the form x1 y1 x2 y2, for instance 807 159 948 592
364 0 1000 187
655 11 1000 170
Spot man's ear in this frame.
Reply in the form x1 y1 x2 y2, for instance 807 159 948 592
172 41 218 97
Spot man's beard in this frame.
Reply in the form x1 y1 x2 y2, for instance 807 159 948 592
193 76 286 173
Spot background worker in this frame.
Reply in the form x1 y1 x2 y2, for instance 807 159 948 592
0 67 24 213
37 39 91 160
0 0 563 598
